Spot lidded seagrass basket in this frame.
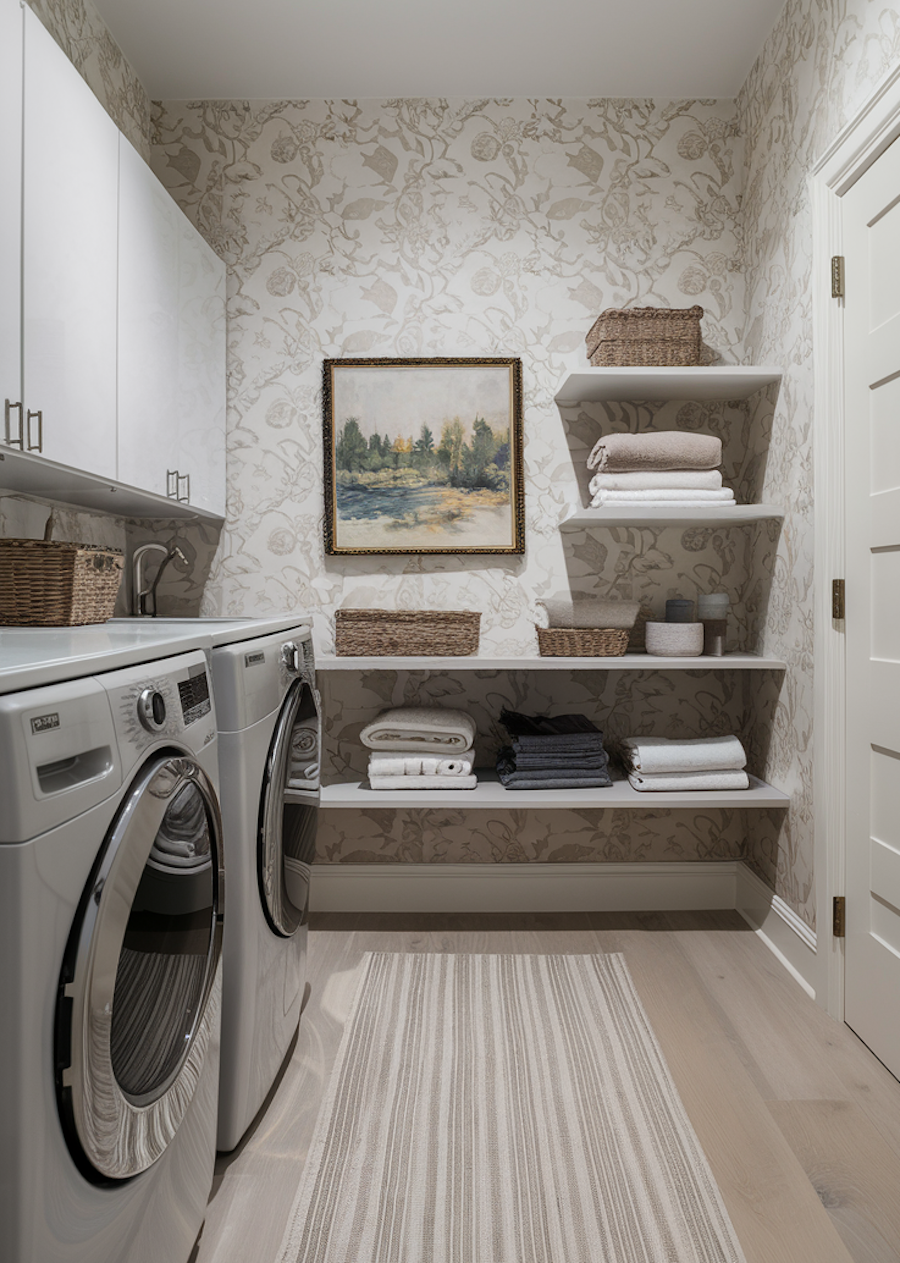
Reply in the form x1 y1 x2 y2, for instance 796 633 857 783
0 514 124 626
586 306 703 367
335 609 481 656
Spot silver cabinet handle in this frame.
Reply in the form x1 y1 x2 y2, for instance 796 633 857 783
4 399 23 448
177 471 190 504
26 409 42 452
167 469 179 499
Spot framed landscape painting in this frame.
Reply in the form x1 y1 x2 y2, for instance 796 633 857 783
323 357 524 555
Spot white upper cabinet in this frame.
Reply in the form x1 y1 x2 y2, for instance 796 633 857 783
0 0 23 444
22 7 118 478
117 133 182 500
117 134 226 516
174 221 226 516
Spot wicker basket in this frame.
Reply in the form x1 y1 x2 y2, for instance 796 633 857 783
0 538 124 626
586 306 703 367
335 609 481 656
536 626 630 657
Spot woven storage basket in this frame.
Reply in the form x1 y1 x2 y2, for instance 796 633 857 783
536 626 630 657
586 306 703 367
335 609 481 656
0 538 124 626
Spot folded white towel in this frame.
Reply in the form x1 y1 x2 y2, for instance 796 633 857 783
594 488 735 502
368 752 475 776
368 774 478 790
621 735 747 775
589 470 724 493
628 769 750 792
360 707 477 752
591 493 737 508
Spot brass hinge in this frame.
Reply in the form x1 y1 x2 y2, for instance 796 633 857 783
831 255 845 299
832 578 845 620
833 895 846 938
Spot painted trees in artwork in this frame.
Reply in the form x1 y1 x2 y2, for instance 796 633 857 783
336 415 509 490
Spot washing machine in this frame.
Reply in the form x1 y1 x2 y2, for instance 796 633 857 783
0 637 224 1263
131 617 320 1150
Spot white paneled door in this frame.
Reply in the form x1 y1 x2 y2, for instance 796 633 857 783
843 135 900 1079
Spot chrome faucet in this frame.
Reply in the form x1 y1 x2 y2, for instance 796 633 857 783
132 542 188 617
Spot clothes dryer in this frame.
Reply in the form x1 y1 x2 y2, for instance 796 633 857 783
0 644 224 1263
154 619 319 1152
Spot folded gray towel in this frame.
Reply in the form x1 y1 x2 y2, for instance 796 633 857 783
587 431 723 473
499 773 613 790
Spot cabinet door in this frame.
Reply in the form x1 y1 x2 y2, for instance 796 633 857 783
22 8 117 478
117 134 181 500
0 0 23 442
175 224 226 516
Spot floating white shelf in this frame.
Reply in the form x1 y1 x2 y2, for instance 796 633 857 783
0 446 224 522
553 366 783 405
321 771 789 811
316 652 786 671
559 505 784 528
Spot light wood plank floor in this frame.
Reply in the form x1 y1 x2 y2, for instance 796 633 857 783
193 912 900 1263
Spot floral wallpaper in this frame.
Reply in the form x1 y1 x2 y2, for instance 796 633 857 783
737 0 900 928
26 0 150 159
149 95 779 878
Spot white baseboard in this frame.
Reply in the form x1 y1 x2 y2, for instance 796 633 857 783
311 860 741 914
734 862 818 999
311 860 820 999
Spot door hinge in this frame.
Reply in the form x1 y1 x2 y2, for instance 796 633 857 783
831 255 845 298
833 895 846 938
832 578 845 620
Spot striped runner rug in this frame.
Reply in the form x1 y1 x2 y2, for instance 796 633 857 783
276 952 747 1263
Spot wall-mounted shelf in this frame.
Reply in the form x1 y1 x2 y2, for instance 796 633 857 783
553 366 783 405
560 505 784 529
321 771 789 810
0 446 224 522
317 653 786 671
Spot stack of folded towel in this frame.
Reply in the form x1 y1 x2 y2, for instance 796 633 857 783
586 432 735 508
618 735 749 791
496 709 612 790
360 706 477 790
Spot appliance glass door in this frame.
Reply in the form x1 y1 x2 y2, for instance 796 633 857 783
57 754 224 1181
258 679 319 938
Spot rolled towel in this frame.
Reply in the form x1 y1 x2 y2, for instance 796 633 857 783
589 470 724 493
592 488 735 503
368 773 478 790
535 597 640 630
360 706 477 752
368 751 475 776
587 431 722 473
627 769 750 792
620 735 747 775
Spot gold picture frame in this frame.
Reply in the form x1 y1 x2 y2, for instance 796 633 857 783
323 357 524 556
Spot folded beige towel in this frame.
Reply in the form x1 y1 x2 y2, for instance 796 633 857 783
535 598 641 630
360 707 477 752
589 470 723 493
587 431 722 473
621 735 747 775
368 774 478 790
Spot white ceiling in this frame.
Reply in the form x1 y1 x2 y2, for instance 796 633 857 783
91 0 787 101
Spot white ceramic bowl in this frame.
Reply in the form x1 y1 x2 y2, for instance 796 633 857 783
644 620 704 657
